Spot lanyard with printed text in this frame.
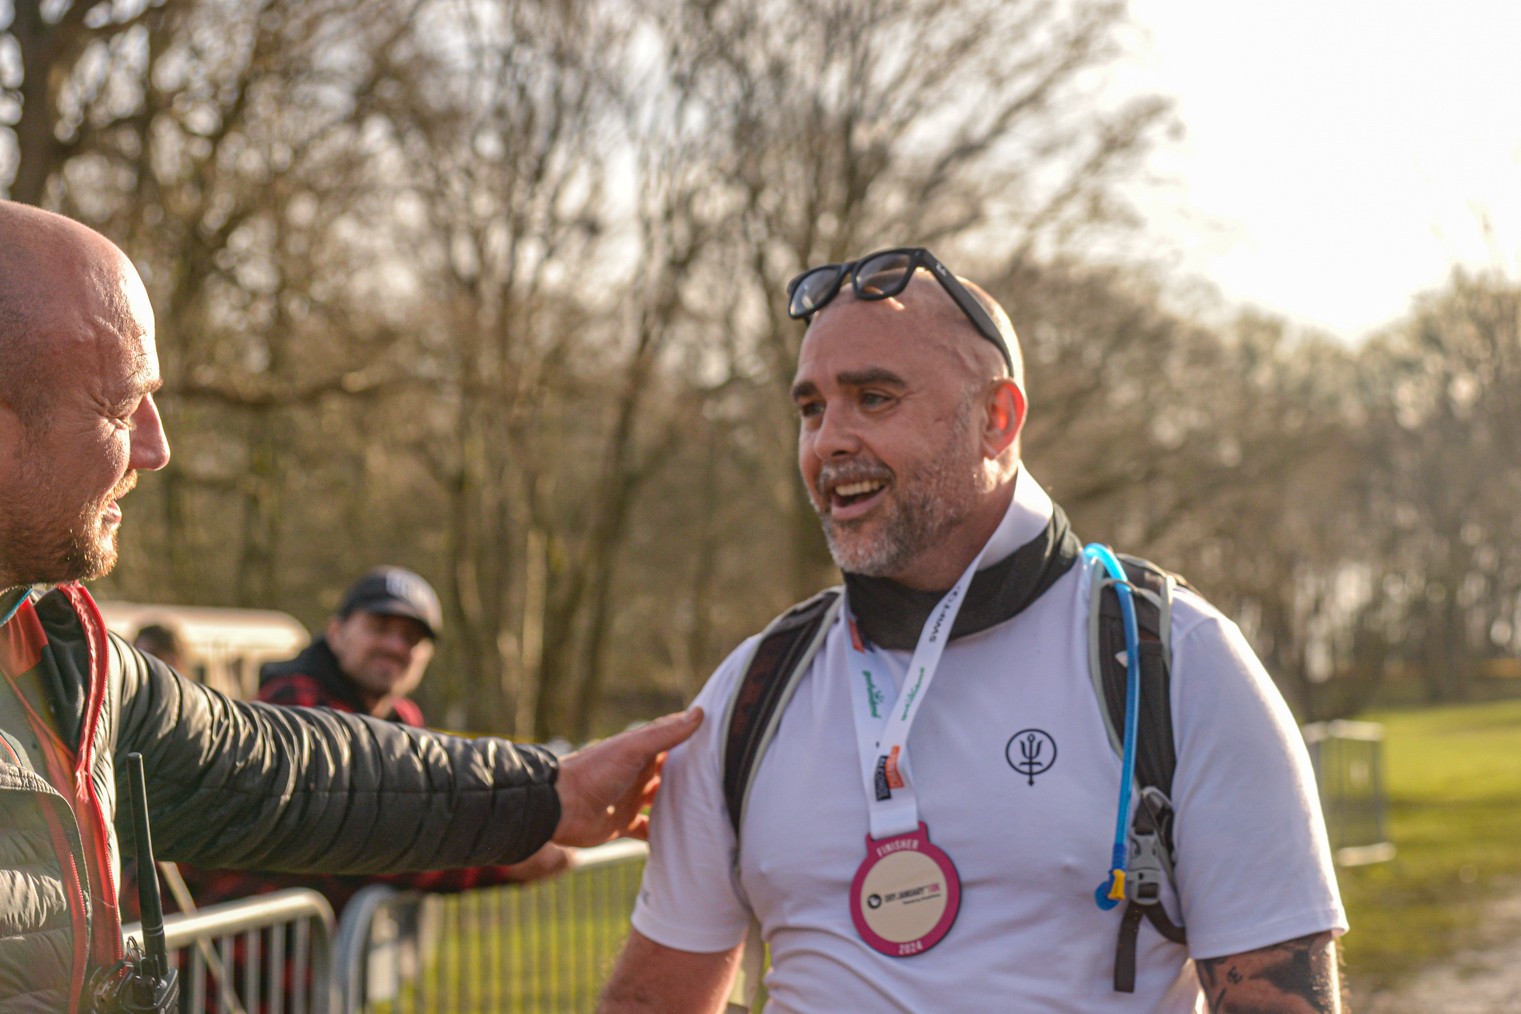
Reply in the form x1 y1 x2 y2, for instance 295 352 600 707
842 494 1028 957
843 543 992 840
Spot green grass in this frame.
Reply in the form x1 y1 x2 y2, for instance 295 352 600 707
1337 698 1521 992
367 859 644 1013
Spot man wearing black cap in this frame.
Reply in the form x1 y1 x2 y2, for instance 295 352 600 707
180 567 570 922
262 566 446 722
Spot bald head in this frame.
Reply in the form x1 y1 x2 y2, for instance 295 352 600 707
0 201 146 426
811 267 1025 392
958 276 1024 390
792 264 1028 589
0 202 168 589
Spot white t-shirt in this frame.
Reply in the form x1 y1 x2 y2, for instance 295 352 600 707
633 478 1347 1013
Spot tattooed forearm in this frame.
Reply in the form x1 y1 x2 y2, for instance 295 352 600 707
1195 931 1342 1013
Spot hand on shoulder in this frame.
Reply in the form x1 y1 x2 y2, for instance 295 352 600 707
553 708 704 847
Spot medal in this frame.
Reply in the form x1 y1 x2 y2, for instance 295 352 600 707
850 822 961 957
843 506 1016 958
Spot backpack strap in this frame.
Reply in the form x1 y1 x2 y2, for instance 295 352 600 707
721 587 843 838
719 588 842 1012
1090 556 1178 802
1086 551 1189 992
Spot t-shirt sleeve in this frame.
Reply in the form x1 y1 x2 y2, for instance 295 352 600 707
630 639 758 953
1167 598 1349 959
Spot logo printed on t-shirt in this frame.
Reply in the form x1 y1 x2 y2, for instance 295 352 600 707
1005 728 1057 786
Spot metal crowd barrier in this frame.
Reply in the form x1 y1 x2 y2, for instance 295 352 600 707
1302 719 1396 866
333 839 648 1013
122 887 336 1014
123 841 647 1013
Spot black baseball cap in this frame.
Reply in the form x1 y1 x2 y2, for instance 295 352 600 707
337 566 443 639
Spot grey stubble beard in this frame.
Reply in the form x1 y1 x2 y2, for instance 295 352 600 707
818 397 982 578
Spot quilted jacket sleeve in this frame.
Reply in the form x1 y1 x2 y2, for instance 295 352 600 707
110 636 561 875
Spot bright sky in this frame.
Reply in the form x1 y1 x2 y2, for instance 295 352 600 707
1123 1 1521 342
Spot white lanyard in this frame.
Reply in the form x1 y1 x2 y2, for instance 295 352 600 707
844 546 989 840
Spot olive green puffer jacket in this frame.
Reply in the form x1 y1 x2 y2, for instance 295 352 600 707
0 585 559 1013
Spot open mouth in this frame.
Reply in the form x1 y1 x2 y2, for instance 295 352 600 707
829 478 889 519
103 474 135 525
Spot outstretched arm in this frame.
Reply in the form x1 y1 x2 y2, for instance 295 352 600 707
599 929 742 1014
112 641 563 873
1195 931 1342 1013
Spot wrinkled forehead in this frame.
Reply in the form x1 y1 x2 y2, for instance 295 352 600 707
41 247 160 393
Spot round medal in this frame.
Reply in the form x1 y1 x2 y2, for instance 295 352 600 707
849 822 961 957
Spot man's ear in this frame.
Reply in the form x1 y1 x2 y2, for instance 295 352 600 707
981 379 1026 459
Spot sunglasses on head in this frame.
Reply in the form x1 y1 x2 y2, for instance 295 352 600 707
785 247 1014 374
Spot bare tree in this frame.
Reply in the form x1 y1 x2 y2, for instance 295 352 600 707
362 0 742 736
1356 269 1521 702
643 0 1174 597
4 0 192 203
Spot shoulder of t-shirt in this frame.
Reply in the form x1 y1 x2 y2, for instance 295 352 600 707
1164 584 1273 690
686 603 849 752
1166 582 1241 646
671 626 794 770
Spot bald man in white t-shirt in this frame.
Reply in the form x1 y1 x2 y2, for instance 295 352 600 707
600 249 1346 1013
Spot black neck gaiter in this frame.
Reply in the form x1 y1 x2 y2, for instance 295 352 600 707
844 503 1082 651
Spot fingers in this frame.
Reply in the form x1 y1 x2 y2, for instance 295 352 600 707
551 708 701 848
619 707 703 757
639 769 662 810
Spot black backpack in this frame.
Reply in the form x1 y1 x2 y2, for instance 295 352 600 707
718 550 1187 998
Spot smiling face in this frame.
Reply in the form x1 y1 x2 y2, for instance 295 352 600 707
0 210 170 588
326 610 435 715
791 275 1026 590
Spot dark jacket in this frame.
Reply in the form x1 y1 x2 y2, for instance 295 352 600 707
180 636 534 918
0 585 560 1013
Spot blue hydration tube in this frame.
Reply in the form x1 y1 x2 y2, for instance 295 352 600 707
1084 545 1141 912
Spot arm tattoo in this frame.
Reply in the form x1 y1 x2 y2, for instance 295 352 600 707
1195 931 1342 1013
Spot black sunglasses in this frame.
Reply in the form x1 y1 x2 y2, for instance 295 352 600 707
785 247 1013 374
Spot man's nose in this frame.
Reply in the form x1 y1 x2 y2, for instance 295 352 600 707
380 628 420 653
811 406 863 459
128 394 171 471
